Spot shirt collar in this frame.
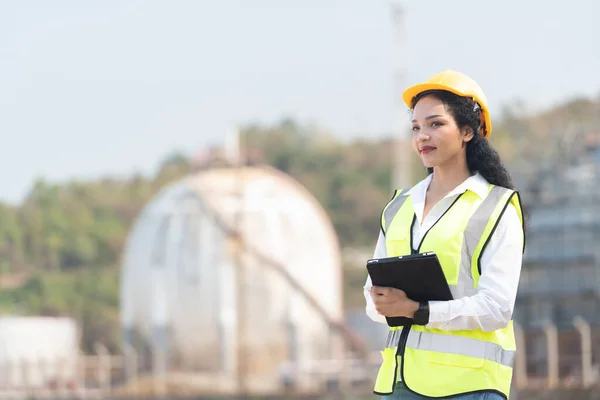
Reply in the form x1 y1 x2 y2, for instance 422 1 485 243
402 172 490 199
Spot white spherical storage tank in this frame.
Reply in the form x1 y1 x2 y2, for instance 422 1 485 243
120 166 344 392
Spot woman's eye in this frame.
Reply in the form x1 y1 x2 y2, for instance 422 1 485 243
412 126 420 131
431 121 443 127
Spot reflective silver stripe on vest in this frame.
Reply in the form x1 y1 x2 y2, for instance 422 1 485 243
386 329 515 368
454 185 513 298
385 328 403 348
383 189 410 233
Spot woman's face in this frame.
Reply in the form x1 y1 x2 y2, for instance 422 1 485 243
411 95 473 169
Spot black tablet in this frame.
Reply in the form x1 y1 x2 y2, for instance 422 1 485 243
366 252 454 327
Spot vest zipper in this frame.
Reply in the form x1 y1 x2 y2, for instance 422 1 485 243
409 215 417 254
400 193 460 392
392 324 411 390
398 323 411 356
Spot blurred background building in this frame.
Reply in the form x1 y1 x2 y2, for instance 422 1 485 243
517 132 600 330
514 131 600 385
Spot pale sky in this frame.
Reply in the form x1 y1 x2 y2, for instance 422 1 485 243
1 0 599 203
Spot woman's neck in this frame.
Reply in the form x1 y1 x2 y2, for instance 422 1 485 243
430 162 472 195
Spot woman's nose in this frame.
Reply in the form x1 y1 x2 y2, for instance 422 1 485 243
417 129 430 142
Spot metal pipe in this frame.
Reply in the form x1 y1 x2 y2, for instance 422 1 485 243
573 316 594 388
94 342 111 395
514 323 528 388
123 343 138 393
542 321 559 388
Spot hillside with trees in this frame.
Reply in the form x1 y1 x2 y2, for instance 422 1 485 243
0 96 598 351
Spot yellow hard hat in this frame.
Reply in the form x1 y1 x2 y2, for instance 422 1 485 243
402 70 492 138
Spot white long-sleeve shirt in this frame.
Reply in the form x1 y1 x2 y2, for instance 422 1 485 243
364 172 524 332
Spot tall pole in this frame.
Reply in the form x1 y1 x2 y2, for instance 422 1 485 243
231 127 247 398
391 4 412 190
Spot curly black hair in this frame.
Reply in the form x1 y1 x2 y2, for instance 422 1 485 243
411 90 515 190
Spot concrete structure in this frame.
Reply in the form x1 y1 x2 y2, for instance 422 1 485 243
516 145 600 329
515 139 600 382
0 317 78 388
120 166 345 393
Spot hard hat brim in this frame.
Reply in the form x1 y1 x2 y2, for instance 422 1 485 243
402 82 492 138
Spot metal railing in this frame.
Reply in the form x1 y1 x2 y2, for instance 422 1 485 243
1 318 599 399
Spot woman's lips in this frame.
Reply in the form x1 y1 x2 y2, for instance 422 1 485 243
420 146 436 155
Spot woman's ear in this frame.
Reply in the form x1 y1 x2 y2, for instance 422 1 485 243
462 126 475 143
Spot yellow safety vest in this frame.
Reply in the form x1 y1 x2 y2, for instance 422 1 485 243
373 184 524 399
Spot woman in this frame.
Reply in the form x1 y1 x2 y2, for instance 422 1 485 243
364 70 525 400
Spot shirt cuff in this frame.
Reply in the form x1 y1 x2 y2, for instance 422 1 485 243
427 300 450 327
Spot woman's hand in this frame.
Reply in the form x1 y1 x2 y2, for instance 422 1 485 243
370 286 419 318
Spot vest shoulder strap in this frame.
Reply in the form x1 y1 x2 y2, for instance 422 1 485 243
380 189 410 236
469 185 525 280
